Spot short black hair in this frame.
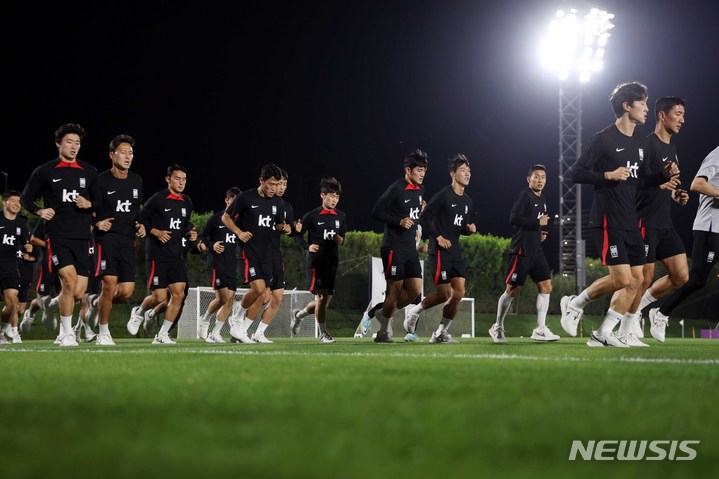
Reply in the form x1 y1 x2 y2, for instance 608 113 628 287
109 134 135 152
260 164 283 181
166 164 187 176
55 123 86 143
654 96 686 122
404 149 429 170
2 190 21 201
280 168 289 180
448 153 469 173
527 164 547 176
225 186 241 199
320 177 342 195
609 82 648 118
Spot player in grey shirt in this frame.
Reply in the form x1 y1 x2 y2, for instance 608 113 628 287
648 146 719 341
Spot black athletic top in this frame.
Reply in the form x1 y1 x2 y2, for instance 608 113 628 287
508 187 548 256
21 158 99 239
199 210 237 271
140 188 193 261
420 185 474 255
93 170 144 246
636 133 679 229
294 206 347 260
0 213 29 266
269 200 297 255
225 189 284 261
372 178 424 251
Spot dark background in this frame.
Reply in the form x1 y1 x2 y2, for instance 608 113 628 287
6 0 718 269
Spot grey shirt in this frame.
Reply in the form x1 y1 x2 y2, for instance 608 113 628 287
692 146 719 232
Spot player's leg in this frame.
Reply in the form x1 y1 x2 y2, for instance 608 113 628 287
315 289 336 343
151 283 180 344
429 278 462 344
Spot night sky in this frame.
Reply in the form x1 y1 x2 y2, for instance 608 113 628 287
7 0 718 268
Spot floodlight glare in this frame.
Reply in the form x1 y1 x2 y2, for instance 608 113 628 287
539 6 614 83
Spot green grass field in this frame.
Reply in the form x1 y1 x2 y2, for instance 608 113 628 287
2 319 717 479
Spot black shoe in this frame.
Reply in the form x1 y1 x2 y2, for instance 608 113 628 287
374 330 394 343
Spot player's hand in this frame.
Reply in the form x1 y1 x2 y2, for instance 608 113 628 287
38 208 55 220
308 244 319 253
437 235 451 249
75 195 92 209
466 223 477 234
238 231 253 243
213 241 225 253
97 218 114 232
539 214 550 226
672 188 689 206
399 217 414 230
154 229 172 243
663 176 682 190
540 231 549 242
663 160 680 179
605 166 631 181
421 200 427 213
23 243 33 253
281 223 291 234
135 222 146 238
334 234 344 246
295 221 303 233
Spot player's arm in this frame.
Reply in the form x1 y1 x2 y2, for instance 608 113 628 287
293 212 311 250
419 192 447 246
371 184 404 227
571 136 619 184
509 193 539 228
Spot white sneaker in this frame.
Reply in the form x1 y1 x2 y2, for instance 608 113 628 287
531 325 560 341
251 331 273 344
84 331 98 342
560 295 583 337
127 306 144 335
648 308 668 343
290 309 302 336
623 332 649 347
20 309 34 334
206 331 225 343
143 310 156 335
586 330 629 348
198 318 210 340
430 330 458 343
96 333 116 346
319 331 336 343
488 323 506 343
230 323 256 344
0 335 10 345
152 332 176 345
403 306 420 334
58 333 79 347
634 314 645 339
84 294 99 326
360 311 372 335
11 332 22 344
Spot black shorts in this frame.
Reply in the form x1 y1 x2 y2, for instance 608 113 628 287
18 280 32 303
427 247 468 285
146 259 188 290
208 266 237 291
691 230 719 269
504 252 552 286
591 227 646 267
239 249 271 285
306 255 338 295
642 227 686 263
268 253 285 291
96 242 137 283
46 237 92 276
36 260 61 296
0 263 21 293
380 246 422 282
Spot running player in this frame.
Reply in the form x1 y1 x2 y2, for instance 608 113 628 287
489 164 560 343
128 164 195 344
362 149 427 343
291 177 347 343
404 154 476 344
649 146 718 340
20 123 99 347
199 187 240 343
0 191 30 344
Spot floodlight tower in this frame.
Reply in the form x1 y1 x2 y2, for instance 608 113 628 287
539 5 614 293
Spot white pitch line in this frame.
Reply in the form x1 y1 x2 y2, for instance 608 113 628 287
1 347 717 365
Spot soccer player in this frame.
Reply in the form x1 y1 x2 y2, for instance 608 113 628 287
21 123 99 347
631 98 690 328
560 82 679 347
222 164 284 344
14 218 36 342
489 164 560 343
404 154 476 344
92 134 145 345
649 146 718 340
199 187 241 343
362 149 427 343
128 164 195 344
21 219 61 332
256 169 295 343
0 191 30 344
291 177 347 343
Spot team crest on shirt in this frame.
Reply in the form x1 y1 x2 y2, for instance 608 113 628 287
181 208 187 217
16 227 21 235
465 205 468 214
335 220 340 228
708 251 715 263
610 245 619 258
80 178 86 188
133 189 139 198
638 148 644 162
272 205 277 215
249 267 256 277
419 195 423 204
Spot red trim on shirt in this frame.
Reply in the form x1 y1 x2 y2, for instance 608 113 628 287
405 183 421 190
165 193 185 201
320 209 336 215
54 160 83 169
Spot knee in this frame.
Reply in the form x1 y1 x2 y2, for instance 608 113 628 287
671 272 689 289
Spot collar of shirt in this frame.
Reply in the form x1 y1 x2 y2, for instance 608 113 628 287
320 209 336 215
166 193 185 201
54 160 83 169
405 182 420 191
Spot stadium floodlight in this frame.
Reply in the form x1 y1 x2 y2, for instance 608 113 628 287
539 7 614 83
538 4 614 292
